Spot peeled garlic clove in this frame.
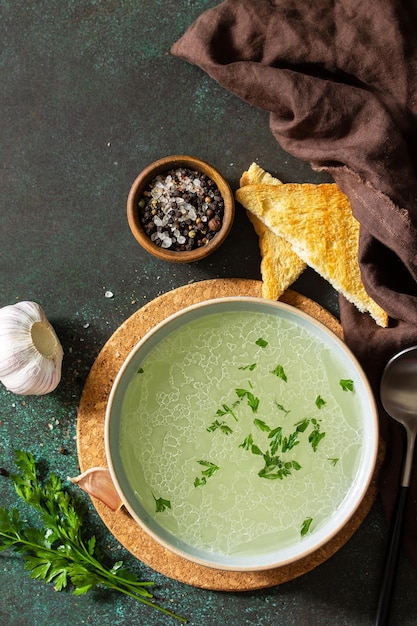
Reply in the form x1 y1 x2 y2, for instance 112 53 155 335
0 300 63 395
68 467 123 511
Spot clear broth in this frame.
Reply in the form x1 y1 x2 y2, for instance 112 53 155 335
119 310 362 557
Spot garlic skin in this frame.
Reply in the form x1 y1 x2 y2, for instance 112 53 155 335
0 301 64 395
68 467 123 511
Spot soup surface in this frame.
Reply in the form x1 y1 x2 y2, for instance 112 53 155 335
119 309 362 558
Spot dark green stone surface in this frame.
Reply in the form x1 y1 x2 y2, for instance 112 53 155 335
1 2 416 625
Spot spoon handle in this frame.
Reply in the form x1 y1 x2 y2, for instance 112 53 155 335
375 485 408 625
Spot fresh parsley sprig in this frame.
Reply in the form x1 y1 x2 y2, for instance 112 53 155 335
0 450 186 623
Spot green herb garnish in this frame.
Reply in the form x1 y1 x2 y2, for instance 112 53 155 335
216 403 238 421
0 451 185 622
194 460 220 487
137 367 144 374
308 418 326 452
238 363 257 371
255 338 268 348
294 418 310 433
239 434 254 451
153 495 171 513
301 517 313 537
258 453 301 480
315 395 326 409
271 364 287 381
235 388 259 413
268 426 283 456
328 458 339 466
239 435 263 457
207 420 233 435
253 418 270 432
339 379 354 392
251 444 264 456
275 402 290 416
281 431 300 453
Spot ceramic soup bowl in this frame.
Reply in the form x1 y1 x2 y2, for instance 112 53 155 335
105 297 378 571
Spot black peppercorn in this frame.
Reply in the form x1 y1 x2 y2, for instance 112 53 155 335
208 217 222 232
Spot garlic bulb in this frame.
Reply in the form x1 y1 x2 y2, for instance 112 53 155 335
0 300 64 395
68 467 123 511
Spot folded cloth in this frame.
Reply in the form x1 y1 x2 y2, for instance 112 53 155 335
172 0 417 563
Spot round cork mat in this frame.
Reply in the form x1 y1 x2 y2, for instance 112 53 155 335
77 278 383 591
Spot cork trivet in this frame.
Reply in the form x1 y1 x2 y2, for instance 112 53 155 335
77 278 383 591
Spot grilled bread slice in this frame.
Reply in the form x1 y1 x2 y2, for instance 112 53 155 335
236 179 388 327
240 164 306 300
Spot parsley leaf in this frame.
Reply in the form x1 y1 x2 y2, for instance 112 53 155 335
340 379 354 392
153 495 171 513
194 460 220 487
309 418 326 452
257 454 301 480
239 434 254 451
216 403 238 421
253 418 270 432
294 418 310 433
235 388 260 413
275 402 290 416
255 338 268 348
268 427 282 456
207 420 233 435
271 365 287 381
281 431 300 453
301 517 313 537
238 363 257 371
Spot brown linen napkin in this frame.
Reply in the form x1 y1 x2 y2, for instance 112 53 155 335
171 0 417 563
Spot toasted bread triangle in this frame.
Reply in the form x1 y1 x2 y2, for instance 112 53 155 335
240 162 282 187
240 164 306 300
235 181 388 327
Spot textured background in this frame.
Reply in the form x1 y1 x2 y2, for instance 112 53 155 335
1 2 416 625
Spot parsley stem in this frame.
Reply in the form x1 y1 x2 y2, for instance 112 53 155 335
72 541 155 594
88 579 186 622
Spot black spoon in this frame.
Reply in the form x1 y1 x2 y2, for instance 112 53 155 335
375 346 417 625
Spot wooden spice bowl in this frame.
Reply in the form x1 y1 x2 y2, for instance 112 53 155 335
127 155 235 263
